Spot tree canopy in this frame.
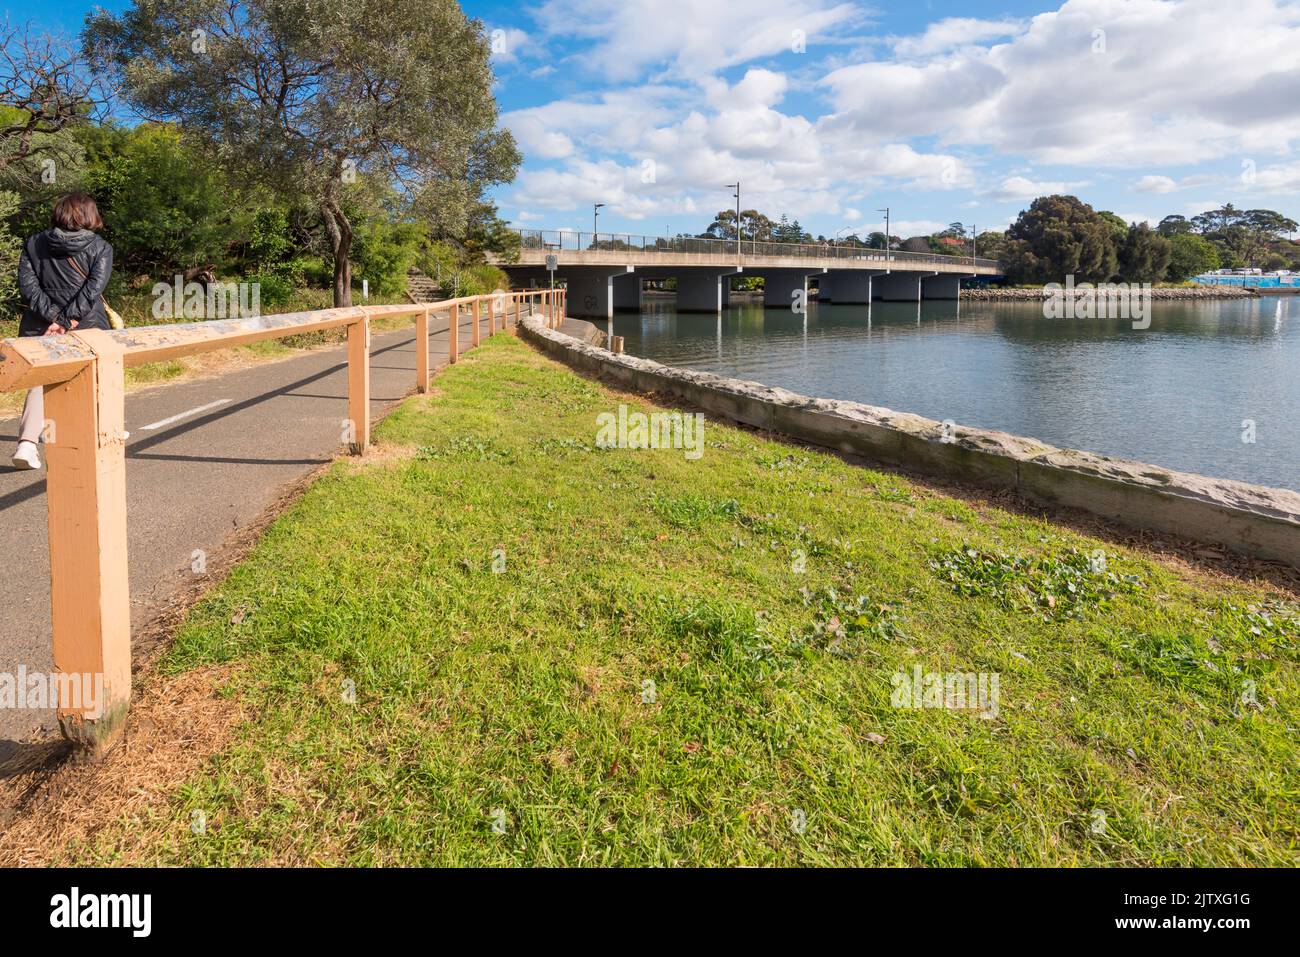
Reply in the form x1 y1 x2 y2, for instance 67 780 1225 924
86 0 519 306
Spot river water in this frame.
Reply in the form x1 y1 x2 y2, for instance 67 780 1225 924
605 296 1299 492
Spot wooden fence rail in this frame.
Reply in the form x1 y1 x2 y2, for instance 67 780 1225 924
0 285 567 759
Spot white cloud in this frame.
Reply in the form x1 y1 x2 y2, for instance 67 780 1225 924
821 0 1300 167
1133 175 1178 194
989 175 1090 202
1252 160 1300 194
503 69 973 220
893 17 1025 57
531 0 863 81
488 27 533 64
1115 211 1158 226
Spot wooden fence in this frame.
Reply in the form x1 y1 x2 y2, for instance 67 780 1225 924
0 286 568 759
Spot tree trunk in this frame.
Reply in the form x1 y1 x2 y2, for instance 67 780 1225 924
323 198 354 308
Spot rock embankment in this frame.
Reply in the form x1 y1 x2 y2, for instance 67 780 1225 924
963 286 1257 301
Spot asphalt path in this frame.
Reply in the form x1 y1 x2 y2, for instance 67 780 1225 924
0 308 496 755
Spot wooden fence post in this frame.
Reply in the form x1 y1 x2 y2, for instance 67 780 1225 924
348 310 370 454
45 330 131 760
416 307 430 393
472 297 482 347
515 293 521 329
448 302 459 364
488 294 498 336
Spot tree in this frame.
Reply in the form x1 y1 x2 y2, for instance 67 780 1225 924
0 189 22 311
974 230 1007 262
82 122 242 277
1165 233 1220 282
1190 205 1299 268
703 208 775 243
1002 195 1118 283
1116 223 1171 282
1157 215 1193 237
0 23 107 187
900 236 930 253
771 213 809 244
87 0 520 307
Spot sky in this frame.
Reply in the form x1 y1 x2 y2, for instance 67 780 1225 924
17 0 1300 240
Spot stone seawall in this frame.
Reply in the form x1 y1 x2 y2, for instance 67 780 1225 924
520 315 1300 568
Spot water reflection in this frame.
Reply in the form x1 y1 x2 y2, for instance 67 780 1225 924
603 296 1299 491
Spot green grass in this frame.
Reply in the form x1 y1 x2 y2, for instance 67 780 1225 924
61 335 1299 866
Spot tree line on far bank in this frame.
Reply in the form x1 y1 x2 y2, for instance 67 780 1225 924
0 1 522 322
693 197 1299 285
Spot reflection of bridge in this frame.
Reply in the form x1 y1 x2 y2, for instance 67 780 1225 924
492 229 1004 319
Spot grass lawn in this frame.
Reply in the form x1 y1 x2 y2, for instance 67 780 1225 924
47 334 1299 866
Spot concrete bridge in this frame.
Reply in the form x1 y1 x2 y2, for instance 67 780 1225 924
493 229 1003 319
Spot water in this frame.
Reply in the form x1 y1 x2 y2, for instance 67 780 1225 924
605 297 1300 492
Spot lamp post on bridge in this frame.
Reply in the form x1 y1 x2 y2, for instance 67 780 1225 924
726 182 741 259
878 207 891 268
593 203 605 248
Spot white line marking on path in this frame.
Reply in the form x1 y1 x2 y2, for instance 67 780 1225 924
140 399 231 431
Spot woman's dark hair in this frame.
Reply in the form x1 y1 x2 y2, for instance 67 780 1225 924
51 192 104 231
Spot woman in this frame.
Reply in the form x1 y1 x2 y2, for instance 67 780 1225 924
12 192 114 470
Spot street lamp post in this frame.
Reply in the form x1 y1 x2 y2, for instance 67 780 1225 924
877 207 891 266
593 203 605 247
726 182 741 258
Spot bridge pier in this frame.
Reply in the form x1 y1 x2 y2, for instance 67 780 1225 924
760 269 826 309
922 274 963 300
565 266 636 320
677 269 742 312
819 270 885 304
873 271 927 302
613 273 641 311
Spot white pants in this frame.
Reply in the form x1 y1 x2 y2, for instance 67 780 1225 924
18 387 44 444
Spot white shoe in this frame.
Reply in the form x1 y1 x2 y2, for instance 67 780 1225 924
11 441 41 470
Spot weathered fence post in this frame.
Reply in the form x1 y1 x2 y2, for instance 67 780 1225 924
472 297 482 347
46 330 131 760
348 309 370 454
448 302 459 364
488 294 498 336
416 307 430 393
515 293 521 329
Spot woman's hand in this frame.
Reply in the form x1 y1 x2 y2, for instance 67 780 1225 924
43 322 65 336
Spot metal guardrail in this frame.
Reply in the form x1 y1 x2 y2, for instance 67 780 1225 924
0 287 566 759
513 228 1003 271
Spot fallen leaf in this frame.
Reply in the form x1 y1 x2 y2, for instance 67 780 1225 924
865 732 886 745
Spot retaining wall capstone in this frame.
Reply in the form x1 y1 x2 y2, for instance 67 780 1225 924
519 315 1300 567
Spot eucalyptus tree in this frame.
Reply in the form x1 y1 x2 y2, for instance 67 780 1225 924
86 0 519 306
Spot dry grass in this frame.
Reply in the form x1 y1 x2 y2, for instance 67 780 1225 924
0 664 247 866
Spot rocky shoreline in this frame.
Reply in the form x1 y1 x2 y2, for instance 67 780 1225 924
962 286 1257 301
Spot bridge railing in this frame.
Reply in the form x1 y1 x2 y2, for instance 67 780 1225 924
513 228 1002 271
0 286 566 759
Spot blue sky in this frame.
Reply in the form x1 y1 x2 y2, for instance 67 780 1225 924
18 0 1300 239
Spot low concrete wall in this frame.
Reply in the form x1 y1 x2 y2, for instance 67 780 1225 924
519 315 1300 568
